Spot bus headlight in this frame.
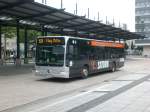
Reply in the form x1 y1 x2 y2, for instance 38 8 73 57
69 61 73 67
35 70 39 73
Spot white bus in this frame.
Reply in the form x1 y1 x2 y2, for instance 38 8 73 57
35 36 125 79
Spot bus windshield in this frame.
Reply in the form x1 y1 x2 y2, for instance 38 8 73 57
36 45 65 66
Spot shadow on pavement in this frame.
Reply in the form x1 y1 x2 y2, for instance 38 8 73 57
37 77 81 83
0 64 34 76
36 70 121 83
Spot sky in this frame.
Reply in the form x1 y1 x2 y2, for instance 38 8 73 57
35 0 135 32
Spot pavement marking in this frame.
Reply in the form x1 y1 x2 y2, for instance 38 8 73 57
0 78 108 112
113 80 136 81
28 74 149 112
27 91 106 112
113 74 148 81
87 81 132 92
67 74 150 112
2 73 149 112
27 74 150 112
38 92 106 112
87 81 150 112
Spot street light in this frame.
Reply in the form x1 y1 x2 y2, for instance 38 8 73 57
73 1 78 15
42 0 44 4
42 0 46 4
61 0 63 9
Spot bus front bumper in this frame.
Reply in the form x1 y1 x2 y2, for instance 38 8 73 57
35 66 70 78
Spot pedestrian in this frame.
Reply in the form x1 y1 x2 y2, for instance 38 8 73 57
13 53 16 64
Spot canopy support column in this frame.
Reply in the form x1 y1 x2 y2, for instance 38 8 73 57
24 26 28 64
41 25 44 36
45 28 47 36
0 22 2 65
16 20 21 65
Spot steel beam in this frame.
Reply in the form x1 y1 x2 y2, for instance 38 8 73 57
21 10 59 20
64 21 94 29
46 17 78 25
0 0 33 11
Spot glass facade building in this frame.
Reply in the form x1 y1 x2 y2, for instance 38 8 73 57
135 0 150 57
135 0 150 38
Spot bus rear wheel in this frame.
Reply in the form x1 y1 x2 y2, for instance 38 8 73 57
81 67 89 78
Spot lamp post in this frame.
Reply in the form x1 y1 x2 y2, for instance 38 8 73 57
88 8 89 19
76 2 77 15
42 0 46 4
61 0 63 9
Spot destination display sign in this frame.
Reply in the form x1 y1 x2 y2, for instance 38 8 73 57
90 40 124 48
37 37 65 45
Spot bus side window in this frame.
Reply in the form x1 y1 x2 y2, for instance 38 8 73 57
79 41 88 59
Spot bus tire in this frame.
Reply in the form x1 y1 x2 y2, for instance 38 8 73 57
111 63 116 72
81 66 89 78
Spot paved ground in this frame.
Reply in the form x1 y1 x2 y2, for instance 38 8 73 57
0 56 150 112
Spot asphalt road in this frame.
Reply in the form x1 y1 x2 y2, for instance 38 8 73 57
0 56 150 112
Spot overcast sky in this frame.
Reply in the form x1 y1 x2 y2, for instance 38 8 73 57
35 0 135 32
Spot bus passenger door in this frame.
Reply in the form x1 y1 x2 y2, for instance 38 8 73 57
66 39 81 77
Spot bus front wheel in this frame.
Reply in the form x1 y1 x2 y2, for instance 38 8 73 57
81 67 89 78
111 63 116 72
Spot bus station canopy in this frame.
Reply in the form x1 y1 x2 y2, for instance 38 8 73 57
0 0 146 40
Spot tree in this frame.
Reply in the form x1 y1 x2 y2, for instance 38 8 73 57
19 29 41 43
2 26 41 43
2 26 16 39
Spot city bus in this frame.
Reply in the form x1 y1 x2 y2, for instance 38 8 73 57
35 36 125 79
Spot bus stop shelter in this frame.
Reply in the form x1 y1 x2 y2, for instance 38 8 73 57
0 0 146 65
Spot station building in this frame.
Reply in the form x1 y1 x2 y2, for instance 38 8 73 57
135 0 150 57
0 0 146 65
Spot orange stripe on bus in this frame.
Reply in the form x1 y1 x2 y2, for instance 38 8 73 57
90 40 124 48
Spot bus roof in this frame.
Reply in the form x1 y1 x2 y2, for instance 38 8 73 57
37 36 124 43
37 36 124 48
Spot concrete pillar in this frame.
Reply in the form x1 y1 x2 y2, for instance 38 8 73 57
16 20 21 65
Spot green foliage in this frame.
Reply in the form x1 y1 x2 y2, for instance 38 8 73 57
28 30 41 39
2 26 16 39
19 29 41 43
1 26 41 43
1 26 64 44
